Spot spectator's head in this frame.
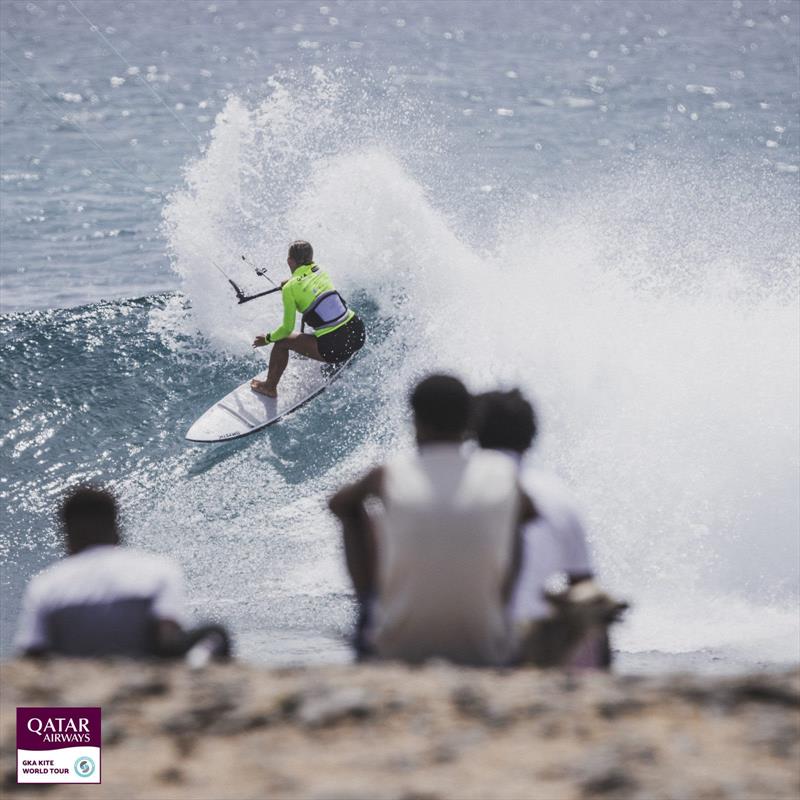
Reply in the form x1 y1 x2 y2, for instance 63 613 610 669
60 486 120 555
473 389 538 454
410 374 471 444
287 240 314 268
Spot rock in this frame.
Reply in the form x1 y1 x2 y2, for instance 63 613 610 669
451 685 488 717
102 722 126 746
295 686 377 727
206 711 272 736
580 764 637 796
451 685 510 727
729 679 800 708
157 766 184 784
431 728 486 763
110 677 169 704
578 748 638 797
596 697 646 719
1 767 40 795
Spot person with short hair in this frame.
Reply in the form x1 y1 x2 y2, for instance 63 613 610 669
329 374 534 666
473 390 621 669
15 486 230 661
251 240 366 397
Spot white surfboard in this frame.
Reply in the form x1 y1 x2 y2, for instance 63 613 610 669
185 356 353 443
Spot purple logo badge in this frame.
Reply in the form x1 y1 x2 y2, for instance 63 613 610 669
17 707 101 784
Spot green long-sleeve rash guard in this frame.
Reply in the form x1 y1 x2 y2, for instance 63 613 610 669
268 262 354 341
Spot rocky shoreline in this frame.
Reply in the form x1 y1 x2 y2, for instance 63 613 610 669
1 659 798 799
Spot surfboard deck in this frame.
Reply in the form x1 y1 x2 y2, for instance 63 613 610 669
185 355 353 443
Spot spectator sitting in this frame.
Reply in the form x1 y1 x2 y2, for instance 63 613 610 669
473 390 626 669
14 486 230 662
329 374 534 667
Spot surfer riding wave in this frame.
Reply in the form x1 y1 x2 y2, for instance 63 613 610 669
251 240 366 397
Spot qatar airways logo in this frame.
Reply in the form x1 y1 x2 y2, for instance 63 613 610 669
26 716 91 744
17 707 101 784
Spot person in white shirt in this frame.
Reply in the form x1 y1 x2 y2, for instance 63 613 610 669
15 486 230 660
473 390 623 669
329 374 535 667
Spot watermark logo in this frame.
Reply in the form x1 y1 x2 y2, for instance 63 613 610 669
17 707 101 784
74 755 96 778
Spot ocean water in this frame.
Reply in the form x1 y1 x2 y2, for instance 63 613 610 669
1 0 798 670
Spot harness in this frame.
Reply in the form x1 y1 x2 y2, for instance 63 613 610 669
293 265 350 332
301 289 350 332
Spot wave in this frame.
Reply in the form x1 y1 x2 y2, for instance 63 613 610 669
3 67 798 664
161 68 799 662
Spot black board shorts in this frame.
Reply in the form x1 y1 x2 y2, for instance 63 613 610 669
317 315 366 364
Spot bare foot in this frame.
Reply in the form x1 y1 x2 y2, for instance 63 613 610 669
250 379 277 398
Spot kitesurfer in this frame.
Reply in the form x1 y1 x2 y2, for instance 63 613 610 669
251 240 365 397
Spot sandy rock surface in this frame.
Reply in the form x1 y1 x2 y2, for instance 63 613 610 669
1 659 798 800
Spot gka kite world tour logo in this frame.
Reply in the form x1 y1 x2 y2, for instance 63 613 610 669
17 707 101 784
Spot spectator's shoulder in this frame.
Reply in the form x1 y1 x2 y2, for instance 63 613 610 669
24 556 78 598
384 449 416 472
23 565 53 602
473 447 519 474
521 468 585 523
521 467 573 495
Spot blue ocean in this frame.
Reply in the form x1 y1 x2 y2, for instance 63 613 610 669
1 0 798 670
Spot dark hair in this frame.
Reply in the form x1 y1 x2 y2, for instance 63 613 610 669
410 374 471 437
473 389 538 454
60 486 120 554
288 240 314 265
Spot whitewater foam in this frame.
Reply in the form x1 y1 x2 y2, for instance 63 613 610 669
161 70 799 664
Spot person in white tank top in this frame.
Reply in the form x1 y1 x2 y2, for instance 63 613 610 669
329 374 534 667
